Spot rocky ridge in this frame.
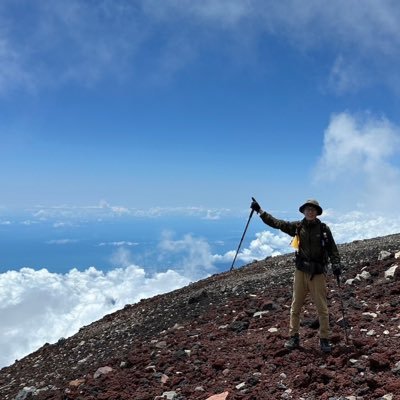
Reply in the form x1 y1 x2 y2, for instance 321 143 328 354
1 233 400 399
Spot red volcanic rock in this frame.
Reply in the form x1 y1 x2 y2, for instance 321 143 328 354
1 233 400 399
369 353 391 371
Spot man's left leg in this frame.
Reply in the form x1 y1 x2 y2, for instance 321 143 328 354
309 273 331 352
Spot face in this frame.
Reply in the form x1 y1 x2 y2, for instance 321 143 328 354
303 206 318 221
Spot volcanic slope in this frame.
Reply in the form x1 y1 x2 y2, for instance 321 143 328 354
1 233 400 400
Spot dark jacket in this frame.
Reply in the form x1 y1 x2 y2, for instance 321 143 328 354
260 212 341 268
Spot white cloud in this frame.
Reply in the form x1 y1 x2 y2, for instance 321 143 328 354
26 203 232 222
315 112 400 212
158 231 216 278
0 1 148 93
0 35 33 93
109 247 133 268
325 211 400 244
145 1 400 93
21 220 38 226
216 211 400 272
1 1 400 93
53 222 74 228
203 210 223 220
98 241 138 247
328 55 370 94
46 239 78 245
0 265 191 368
213 230 292 265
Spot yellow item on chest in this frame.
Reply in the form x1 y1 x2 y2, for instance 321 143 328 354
291 235 300 250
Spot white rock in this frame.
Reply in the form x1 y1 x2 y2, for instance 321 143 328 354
362 312 377 318
385 265 398 279
345 279 356 285
384 330 390 335
359 270 371 279
366 330 375 336
161 391 178 400
381 394 393 400
281 389 293 399
253 311 269 318
15 387 37 400
236 382 246 390
268 327 279 333
395 251 400 259
94 366 113 379
378 250 392 261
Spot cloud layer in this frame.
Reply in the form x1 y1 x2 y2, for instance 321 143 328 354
0 265 191 369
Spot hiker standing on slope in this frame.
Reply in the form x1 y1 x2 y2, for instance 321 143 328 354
250 199 342 353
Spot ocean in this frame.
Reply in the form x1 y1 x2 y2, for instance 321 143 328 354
0 215 263 274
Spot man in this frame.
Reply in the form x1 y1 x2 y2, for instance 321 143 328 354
250 198 341 353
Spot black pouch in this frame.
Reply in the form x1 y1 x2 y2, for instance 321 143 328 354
312 262 325 275
294 253 303 269
305 261 325 275
295 256 324 275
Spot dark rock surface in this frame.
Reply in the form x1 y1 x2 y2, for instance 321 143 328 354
1 233 400 399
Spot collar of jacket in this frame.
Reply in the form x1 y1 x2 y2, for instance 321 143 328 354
301 218 321 227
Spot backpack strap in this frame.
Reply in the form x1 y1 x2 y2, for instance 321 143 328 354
320 223 329 265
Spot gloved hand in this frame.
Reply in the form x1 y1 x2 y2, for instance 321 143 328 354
332 263 342 277
250 199 261 214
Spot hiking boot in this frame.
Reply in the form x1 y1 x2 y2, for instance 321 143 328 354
284 334 300 350
320 338 332 353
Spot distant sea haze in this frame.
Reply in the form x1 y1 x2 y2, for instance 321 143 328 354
1 211 400 274
0 217 248 274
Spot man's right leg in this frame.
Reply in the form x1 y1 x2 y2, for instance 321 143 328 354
286 269 308 349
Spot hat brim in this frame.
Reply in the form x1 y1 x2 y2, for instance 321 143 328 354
299 203 323 215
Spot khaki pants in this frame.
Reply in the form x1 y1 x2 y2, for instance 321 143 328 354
289 269 329 339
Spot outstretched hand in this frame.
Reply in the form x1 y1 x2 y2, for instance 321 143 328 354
250 199 261 214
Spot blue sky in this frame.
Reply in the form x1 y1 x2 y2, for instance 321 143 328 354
2 1 400 369
1 0 400 213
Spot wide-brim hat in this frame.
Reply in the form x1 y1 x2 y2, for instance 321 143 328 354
299 199 323 215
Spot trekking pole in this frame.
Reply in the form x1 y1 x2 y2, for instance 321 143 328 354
230 197 257 271
336 275 349 344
